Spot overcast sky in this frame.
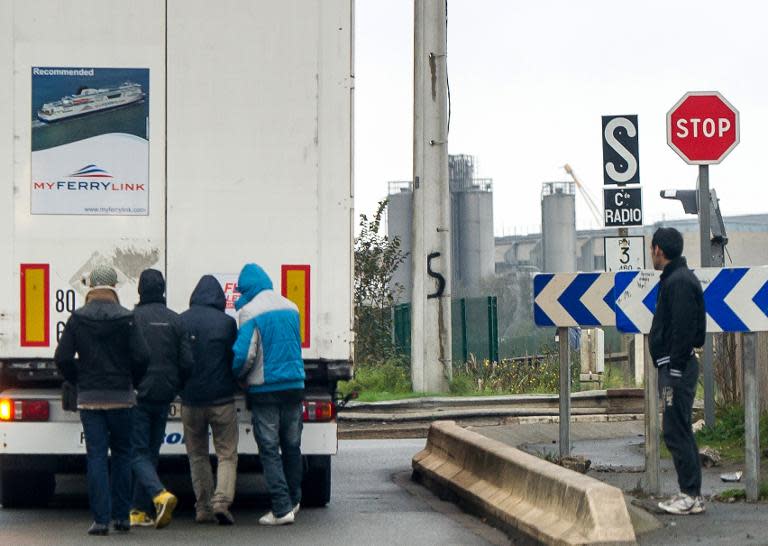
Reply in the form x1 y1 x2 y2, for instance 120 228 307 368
354 0 768 235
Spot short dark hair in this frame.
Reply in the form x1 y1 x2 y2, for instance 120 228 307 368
651 227 683 260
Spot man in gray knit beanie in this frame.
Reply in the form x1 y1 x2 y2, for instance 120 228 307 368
55 262 150 535
89 264 118 288
85 265 119 304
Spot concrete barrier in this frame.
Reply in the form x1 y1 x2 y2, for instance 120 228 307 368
412 421 636 545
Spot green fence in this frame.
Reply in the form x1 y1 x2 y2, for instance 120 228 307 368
393 296 499 363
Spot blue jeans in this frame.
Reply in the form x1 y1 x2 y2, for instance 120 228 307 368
80 408 134 524
131 401 170 514
251 402 303 517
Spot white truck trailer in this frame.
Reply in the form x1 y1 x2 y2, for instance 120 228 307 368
0 0 354 507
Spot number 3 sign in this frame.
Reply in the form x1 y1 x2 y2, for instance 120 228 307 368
604 236 646 272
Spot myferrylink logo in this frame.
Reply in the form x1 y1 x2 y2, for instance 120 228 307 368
69 164 113 178
33 164 145 192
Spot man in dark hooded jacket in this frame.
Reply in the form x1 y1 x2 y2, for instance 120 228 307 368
130 269 193 529
179 275 239 525
55 265 150 536
649 228 706 515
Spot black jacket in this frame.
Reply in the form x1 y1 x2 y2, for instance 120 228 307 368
54 289 150 406
649 257 706 378
133 269 194 404
179 276 238 406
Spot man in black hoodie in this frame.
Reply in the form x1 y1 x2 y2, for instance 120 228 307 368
179 275 239 525
649 228 706 515
130 269 193 529
55 265 150 536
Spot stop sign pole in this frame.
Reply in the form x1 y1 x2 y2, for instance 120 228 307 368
667 91 739 426
667 91 740 430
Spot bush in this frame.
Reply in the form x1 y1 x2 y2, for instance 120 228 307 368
354 200 407 366
449 372 475 395
452 350 580 395
338 358 412 399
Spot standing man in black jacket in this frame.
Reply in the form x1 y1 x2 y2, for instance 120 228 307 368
649 227 707 515
54 265 150 535
179 275 239 525
130 269 193 529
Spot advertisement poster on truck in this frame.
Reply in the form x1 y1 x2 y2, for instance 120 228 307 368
30 66 150 216
213 273 242 319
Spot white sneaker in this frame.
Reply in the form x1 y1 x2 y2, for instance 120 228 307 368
658 493 698 515
691 496 706 514
292 503 300 516
259 511 295 526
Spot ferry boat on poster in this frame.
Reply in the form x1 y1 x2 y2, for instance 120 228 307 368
37 82 144 122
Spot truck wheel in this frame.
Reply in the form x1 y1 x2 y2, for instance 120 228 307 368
301 455 331 507
0 470 56 508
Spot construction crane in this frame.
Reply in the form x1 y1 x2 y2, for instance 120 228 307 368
563 163 603 226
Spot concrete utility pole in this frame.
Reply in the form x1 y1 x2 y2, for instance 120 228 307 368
411 0 452 392
698 167 716 427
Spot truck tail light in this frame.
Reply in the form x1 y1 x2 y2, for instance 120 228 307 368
302 400 335 422
0 398 50 421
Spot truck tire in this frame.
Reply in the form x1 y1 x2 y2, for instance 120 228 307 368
301 455 331 507
0 470 56 508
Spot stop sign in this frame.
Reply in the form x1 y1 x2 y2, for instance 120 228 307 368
667 91 739 165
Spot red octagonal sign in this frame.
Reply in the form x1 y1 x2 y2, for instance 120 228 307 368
667 91 739 165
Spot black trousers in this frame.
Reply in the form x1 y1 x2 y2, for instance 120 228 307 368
659 356 702 496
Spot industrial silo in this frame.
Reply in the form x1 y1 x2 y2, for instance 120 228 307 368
541 182 577 272
449 155 494 295
453 181 494 294
387 181 413 303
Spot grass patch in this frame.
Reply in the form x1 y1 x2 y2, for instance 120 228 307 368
602 362 634 389
340 352 585 402
715 483 768 502
352 391 445 403
695 405 768 463
338 359 412 400
450 352 579 395
659 405 768 463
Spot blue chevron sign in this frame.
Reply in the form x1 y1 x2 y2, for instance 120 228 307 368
534 272 616 327
614 266 768 334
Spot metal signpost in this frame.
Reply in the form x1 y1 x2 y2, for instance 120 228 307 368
534 272 616 456
601 114 642 232
615 266 768 498
602 115 640 186
667 91 740 428
603 187 643 228
604 236 646 272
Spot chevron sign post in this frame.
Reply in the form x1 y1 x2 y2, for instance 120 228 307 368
614 267 768 334
533 272 616 457
534 272 616 327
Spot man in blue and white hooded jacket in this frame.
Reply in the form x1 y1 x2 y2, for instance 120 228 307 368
232 263 305 526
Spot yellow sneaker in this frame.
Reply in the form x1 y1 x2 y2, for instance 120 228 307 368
152 490 178 529
129 510 154 528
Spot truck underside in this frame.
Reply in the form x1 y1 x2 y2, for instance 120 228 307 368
0 359 351 508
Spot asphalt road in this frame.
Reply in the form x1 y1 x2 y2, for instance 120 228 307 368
0 439 508 545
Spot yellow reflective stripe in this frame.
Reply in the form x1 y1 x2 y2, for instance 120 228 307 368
282 265 310 348
285 269 308 344
21 264 49 346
